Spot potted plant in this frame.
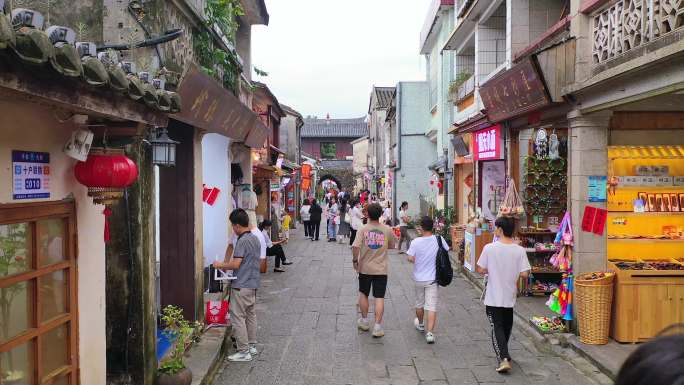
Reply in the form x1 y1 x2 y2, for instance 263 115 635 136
157 306 195 385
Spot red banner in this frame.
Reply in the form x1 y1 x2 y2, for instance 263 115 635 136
473 125 501 161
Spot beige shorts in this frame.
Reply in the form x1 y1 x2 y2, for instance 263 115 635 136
415 281 439 312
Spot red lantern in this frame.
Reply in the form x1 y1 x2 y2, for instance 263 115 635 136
75 149 139 205
75 149 139 243
430 180 435 185
437 181 443 189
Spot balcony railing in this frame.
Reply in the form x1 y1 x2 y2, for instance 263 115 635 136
449 75 475 104
592 0 684 64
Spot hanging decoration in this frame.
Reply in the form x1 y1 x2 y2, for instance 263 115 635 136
75 147 139 241
544 211 575 321
498 179 525 217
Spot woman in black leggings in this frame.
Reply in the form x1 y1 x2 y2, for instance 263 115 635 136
259 220 292 272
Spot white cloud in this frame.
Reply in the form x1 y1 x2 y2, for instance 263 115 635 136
252 0 431 118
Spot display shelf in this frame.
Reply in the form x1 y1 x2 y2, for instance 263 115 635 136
526 248 559 253
519 231 555 236
527 289 556 295
530 269 564 274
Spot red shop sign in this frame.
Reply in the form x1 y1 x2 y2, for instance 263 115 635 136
473 124 501 160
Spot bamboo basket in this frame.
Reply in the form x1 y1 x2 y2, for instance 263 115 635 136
575 272 615 345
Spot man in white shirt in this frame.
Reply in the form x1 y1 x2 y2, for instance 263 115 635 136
477 216 531 374
407 216 449 344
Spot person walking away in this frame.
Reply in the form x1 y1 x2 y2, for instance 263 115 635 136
309 201 323 241
300 199 311 239
214 209 261 362
327 197 339 242
477 216 530 373
398 202 412 253
406 216 449 344
281 210 291 241
350 200 364 246
352 203 395 338
337 199 351 243
259 220 292 272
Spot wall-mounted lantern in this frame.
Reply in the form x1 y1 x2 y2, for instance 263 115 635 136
150 128 179 167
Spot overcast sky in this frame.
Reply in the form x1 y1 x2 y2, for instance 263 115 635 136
252 0 431 119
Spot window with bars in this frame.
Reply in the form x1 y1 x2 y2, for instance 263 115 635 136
0 201 78 385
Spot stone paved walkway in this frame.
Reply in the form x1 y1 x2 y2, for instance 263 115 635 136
213 228 610 385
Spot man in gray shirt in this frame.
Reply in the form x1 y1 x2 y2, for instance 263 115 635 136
214 208 262 362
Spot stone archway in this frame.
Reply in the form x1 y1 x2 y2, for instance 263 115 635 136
318 174 343 191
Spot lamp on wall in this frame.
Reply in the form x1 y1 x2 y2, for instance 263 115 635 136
149 127 179 167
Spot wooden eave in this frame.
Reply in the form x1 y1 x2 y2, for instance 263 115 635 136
0 67 168 127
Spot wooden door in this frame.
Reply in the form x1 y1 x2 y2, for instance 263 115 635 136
0 201 79 385
159 120 197 321
669 285 684 324
637 283 670 340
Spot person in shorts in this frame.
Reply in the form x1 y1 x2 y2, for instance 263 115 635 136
407 216 448 344
213 209 262 362
352 203 395 338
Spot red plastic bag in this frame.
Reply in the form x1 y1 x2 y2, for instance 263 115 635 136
205 300 229 326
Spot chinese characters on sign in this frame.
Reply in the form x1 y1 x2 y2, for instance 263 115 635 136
479 58 551 123
12 150 51 200
473 125 501 161
588 176 607 202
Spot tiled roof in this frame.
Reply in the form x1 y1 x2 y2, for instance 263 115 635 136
301 117 368 138
373 87 395 110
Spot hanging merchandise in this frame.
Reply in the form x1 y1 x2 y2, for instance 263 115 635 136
498 179 525 217
548 130 560 160
534 128 549 159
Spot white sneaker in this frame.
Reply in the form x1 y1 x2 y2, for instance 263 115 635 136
425 332 435 344
249 344 258 356
414 318 425 332
357 318 370 331
227 351 253 362
372 323 385 338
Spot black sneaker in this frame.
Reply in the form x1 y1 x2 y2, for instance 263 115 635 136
282 261 293 265
274 268 285 273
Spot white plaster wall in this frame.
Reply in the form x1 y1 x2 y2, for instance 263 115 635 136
201 134 231 267
0 99 106 385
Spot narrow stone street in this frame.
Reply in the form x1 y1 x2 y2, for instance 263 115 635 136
214 229 610 385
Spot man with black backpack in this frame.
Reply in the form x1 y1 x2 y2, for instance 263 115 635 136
406 216 451 344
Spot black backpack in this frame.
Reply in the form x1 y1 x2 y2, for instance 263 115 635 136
435 236 453 287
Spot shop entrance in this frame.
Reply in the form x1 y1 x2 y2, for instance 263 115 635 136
157 120 198 321
0 201 79 385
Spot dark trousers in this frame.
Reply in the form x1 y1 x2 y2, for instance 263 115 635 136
310 220 320 240
268 245 287 267
486 306 514 362
303 220 311 237
350 229 357 245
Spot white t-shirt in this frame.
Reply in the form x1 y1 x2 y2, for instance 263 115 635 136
398 209 409 227
477 241 531 308
231 228 267 259
261 229 273 248
407 235 450 282
382 208 391 222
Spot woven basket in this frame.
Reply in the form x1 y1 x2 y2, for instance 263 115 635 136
575 273 615 345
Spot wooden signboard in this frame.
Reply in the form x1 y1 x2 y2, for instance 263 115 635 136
479 57 551 123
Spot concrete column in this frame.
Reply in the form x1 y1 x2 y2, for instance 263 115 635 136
567 109 612 274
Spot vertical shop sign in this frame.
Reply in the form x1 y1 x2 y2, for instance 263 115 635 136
464 231 476 272
12 150 51 200
473 125 501 160
588 176 607 202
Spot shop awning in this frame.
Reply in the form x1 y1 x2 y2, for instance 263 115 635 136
449 113 491 134
608 146 684 159
173 63 268 148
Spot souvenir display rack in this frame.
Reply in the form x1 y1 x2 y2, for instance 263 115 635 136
607 145 684 343
518 230 564 295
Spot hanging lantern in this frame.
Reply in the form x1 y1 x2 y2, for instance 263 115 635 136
74 148 139 205
150 128 179 167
